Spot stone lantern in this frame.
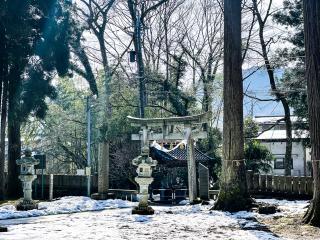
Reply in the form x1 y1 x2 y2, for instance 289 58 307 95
132 145 157 215
16 149 40 211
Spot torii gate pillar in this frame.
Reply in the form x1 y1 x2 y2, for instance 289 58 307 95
185 126 197 203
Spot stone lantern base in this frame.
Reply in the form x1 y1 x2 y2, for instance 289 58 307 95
132 206 155 215
132 177 155 215
16 199 39 211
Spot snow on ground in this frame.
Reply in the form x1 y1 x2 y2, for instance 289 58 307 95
0 196 135 220
256 199 309 216
0 197 308 240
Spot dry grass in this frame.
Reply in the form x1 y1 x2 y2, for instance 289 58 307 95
259 214 320 240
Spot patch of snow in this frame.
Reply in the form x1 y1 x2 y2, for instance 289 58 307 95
152 194 160 201
178 199 190 205
232 211 256 220
0 196 136 220
134 215 151 222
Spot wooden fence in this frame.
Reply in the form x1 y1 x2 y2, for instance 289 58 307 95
246 170 313 198
3 172 314 200
33 174 138 201
33 174 98 199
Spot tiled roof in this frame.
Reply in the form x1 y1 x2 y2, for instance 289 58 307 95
256 130 309 140
150 144 212 166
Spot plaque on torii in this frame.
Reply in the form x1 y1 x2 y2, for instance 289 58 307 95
128 112 210 211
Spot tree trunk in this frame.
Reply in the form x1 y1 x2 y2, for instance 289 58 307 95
213 0 251 212
0 78 8 200
6 65 22 199
7 119 22 199
302 0 320 226
0 20 7 200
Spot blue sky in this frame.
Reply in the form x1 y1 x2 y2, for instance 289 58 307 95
243 68 285 117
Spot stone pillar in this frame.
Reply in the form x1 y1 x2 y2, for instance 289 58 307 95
198 163 209 200
186 127 197 203
91 141 110 200
98 141 109 193
49 174 53 201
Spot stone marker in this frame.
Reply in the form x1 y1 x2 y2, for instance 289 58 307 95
91 142 111 200
198 163 209 200
16 149 40 211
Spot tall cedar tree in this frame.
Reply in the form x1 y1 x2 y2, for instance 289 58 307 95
302 0 320 226
213 0 251 211
3 0 71 198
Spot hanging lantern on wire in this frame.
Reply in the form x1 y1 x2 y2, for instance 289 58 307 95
129 49 136 62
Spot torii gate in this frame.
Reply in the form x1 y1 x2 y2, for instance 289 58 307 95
128 112 210 214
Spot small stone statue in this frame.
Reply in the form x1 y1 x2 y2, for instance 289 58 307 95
16 148 40 211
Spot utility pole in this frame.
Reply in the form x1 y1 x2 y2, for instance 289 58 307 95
86 96 92 197
136 10 145 118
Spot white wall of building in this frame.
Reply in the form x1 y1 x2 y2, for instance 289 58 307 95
261 141 309 176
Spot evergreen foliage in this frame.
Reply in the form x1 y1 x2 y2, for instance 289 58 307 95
1 0 75 197
273 0 308 131
244 140 273 174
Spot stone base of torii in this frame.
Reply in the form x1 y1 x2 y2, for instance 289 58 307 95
128 112 211 214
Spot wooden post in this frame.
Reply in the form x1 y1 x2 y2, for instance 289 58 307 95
49 174 53 201
285 176 292 194
279 176 286 193
273 175 279 192
266 175 273 192
300 177 307 195
246 170 253 193
260 174 267 193
198 163 209 200
253 173 259 193
292 176 299 195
